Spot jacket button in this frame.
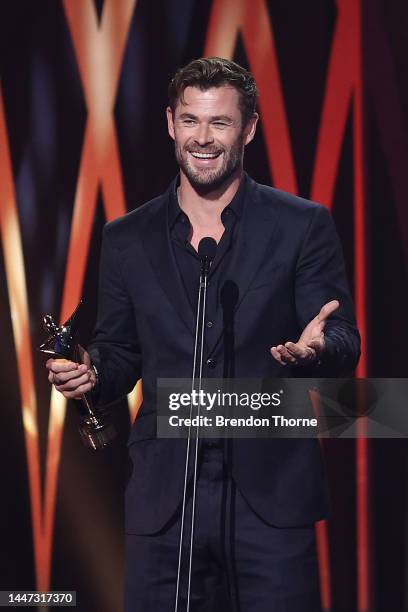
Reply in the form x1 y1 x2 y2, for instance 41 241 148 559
206 358 217 369
206 321 214 328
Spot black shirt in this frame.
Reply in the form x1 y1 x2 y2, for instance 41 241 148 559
168 176 248 449
168 174 247 319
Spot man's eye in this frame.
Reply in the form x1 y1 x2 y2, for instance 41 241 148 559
213 122 228 128
182 119 195 126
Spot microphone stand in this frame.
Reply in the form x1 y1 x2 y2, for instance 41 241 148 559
175 238 216 612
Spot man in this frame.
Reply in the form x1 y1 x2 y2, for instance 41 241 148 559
47 58 360 611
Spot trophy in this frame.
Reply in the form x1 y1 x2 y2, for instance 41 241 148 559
40 301 116 450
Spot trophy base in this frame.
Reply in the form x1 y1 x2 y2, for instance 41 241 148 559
79 415 116 450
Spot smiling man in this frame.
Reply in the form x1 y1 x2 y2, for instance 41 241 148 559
168 85 251 189
47 58 360 611
166 77 258 252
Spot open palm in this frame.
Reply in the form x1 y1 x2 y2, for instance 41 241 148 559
270 300 340 366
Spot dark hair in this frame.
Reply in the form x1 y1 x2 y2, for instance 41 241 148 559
168 57 258 124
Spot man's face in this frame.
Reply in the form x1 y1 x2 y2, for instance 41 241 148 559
167 86 257 191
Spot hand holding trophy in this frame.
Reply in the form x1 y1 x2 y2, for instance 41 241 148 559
40 301 116 450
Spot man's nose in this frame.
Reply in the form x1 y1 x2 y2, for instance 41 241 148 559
194 123 214 146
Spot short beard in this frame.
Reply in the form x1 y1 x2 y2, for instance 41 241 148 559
175 133 244 194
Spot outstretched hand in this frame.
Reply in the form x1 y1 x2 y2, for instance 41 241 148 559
270 300 340 366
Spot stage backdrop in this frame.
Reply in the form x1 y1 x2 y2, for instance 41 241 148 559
0 1 407 611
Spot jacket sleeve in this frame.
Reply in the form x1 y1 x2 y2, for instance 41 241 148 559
88 225 142 406
295 204 361 375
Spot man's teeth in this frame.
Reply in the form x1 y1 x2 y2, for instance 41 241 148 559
190 152 220 159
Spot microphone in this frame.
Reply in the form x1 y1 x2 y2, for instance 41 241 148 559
175 236 217 612
198 237 217 275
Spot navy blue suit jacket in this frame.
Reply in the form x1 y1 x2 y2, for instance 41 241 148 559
88 175 360 534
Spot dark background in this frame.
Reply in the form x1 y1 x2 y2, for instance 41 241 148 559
0 1 407 610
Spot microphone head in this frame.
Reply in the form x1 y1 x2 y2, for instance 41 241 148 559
198 237 217 262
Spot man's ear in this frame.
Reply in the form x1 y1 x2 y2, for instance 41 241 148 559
243 112 259 146
166 106 175 140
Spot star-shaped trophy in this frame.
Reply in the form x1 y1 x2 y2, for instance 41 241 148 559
40 301 116 450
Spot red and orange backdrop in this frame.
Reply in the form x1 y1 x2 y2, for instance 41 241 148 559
0 1 407 610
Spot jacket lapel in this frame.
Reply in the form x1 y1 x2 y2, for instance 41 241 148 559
207 178 283 356
142 184 196 337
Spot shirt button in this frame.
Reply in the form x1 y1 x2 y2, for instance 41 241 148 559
206 321 214 328
206 358 217 369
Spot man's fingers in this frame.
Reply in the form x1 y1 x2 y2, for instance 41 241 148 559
276 344 297 364
271 338 321 366
78 344 91 368
270 347 286 366
46 358 79 373
52 364 88 384
285 342 308 359
271 344 304 365
55 371 92 391
316 299 340 323
46 351 94 400
63 382 94 398
271 306 331 366
286 341 317 363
